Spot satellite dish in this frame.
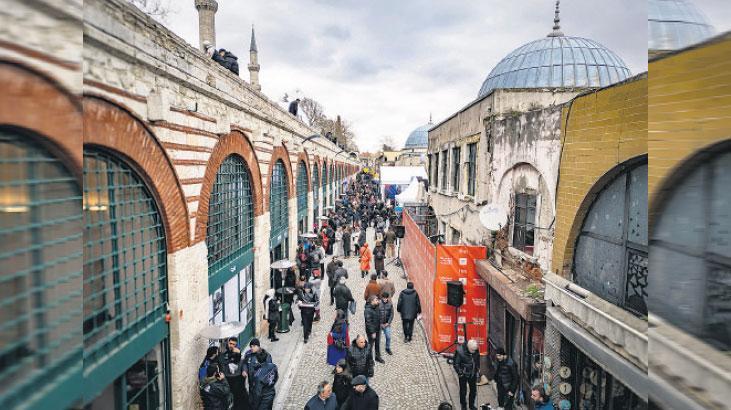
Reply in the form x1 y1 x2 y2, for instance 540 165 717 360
479 203 508 231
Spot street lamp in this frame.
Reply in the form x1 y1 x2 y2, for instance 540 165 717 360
302 134 321 143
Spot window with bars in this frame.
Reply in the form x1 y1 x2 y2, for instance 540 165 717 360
82 149 168 372
512 193 536 255
440 150 448 190
322 164 328 207
312 166 319 217
651 149 729 348
270 160 289 239
0 131 83 409
206 155 254 277
451 146 461 192
574 161 648 317
433 153 439 188
467 143 477 196
297 161 308 218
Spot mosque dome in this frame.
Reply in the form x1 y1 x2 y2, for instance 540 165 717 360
648 0 715 53
477 1 632 99
404 123 431 149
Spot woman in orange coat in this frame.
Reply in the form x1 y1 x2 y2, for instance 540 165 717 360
359 242 372 279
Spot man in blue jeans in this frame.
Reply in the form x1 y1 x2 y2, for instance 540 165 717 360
379 292 394 355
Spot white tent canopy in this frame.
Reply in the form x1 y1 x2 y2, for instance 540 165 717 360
379 166 427 185
395 178 425 205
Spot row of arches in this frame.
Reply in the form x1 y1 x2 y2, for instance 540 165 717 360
0 62 357 409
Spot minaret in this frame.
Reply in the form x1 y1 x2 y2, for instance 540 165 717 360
248 25 261 91
195 0 218 51
547 0 564 37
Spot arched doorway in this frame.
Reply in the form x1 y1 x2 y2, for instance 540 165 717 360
270 159 290 274
206 154 256 342
296 161 309 234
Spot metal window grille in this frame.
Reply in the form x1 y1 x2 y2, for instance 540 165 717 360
207 155 254 274
467 143 477 196
451 146 461 192
83 149 168 368
433 153 439 188
651 149 730 349
440 150 448 189
0 131 83 409
313 166 319 220
574 162 648 317
118 341 171 410
322 164 328 207
512 193 536 254
297 162 308 222
270 160 289 238
330 164 335 203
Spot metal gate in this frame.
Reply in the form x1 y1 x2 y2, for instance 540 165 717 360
297 161 308 234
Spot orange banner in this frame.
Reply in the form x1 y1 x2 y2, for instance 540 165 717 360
431 244 488 355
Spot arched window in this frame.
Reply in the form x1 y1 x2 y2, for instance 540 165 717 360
270 160 289 257
573 159 648 316
206 155 255 340
322 163 328 207
0 130 82 409
651 147 731 350
296 161 308 233
83 148 170 408
313 165 320 222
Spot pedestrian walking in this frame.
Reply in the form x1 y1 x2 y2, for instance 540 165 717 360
376 271 395 302
263 289 280 342
343 226 352 257
218 337 248 410
297 282 319 343
347 335 374 380
384 228 396 258
305 381 339 410
332 359 353 408
334 227 344 257
378 292 394 356
373 242 385 277
334 260 348 283
249 351 278 410
363 274 381 302
327 310 350 366
200 364 232 410
359 242 371 278
397 282 421 342
364 295 384 363
308 269 323 322
326 257 339 305
240 339 272 398
531 385 555 410
341 375 379 410
333 277 355 322
494 347 519 410
453 339 480 410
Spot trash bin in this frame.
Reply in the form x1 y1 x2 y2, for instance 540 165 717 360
278 303 291 333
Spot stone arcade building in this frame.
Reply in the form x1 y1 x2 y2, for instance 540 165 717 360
0 0 358 409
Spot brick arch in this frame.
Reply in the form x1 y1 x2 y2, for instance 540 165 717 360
0 61 82 182
195 130 265 243
83 96 190 252
557 154 648 277
264 144 295 209
296 150 312 192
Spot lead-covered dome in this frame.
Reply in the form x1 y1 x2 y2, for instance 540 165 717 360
477 1 631 99
404 123 431 149
648 0 715 53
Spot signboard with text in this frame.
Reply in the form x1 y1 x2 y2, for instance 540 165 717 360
432 244 488 355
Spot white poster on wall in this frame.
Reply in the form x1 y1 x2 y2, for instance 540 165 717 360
224 274 239 323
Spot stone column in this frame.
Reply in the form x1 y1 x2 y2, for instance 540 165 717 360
195 0 218 51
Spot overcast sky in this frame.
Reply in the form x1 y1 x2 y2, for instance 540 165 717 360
159 1 693 152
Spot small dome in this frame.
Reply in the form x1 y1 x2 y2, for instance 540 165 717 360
648 0 715 52
477 36 632 98
404 123 431 149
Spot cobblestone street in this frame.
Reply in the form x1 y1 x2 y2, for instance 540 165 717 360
274 228 450 409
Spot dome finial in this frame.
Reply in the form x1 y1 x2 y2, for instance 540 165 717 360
547 0 564 37
429 112 433 124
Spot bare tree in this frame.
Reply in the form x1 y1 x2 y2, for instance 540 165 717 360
297 94 360 152
379 135 396 151
299 97 326 128
128 0 173 22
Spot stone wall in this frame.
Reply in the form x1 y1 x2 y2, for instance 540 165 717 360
82 0 358 407
551 73 647 277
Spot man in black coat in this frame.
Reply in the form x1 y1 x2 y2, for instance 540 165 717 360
453 339 480 410
364 296 384 363
494 347 519 410
396 282 421 342
346 335 374 380
333 278 354 322
341 375 379 410
218 337 248 410
326 257 340 305
200 364 232 410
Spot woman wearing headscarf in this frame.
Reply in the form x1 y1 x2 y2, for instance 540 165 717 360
327 309 350 366
332 358 352 409
263 289 280 342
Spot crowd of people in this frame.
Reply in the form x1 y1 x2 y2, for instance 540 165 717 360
198 171 554 410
